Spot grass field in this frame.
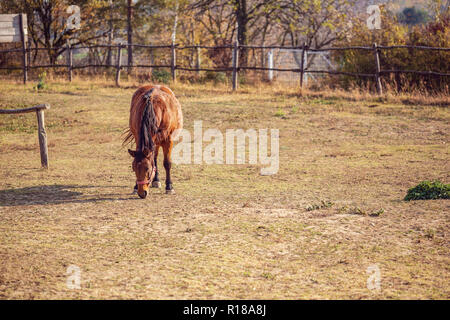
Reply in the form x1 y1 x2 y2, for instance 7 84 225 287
0 79 448 299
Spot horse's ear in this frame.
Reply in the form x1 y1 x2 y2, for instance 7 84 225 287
142 148 151 158
128 149 136 157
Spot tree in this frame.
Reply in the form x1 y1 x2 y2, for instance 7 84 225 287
334 6 449 92
272 0 356 70
397 7 429 26
275 0 354 48
427 0 449 22
120 0 174 67
127 0 133 69
106 0 114 66
1 0 111 64
189 0 281 66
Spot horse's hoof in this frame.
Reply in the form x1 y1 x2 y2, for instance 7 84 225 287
165 189 175 195
152 181 161 188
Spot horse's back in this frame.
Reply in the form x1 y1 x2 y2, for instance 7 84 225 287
131 84 175 108
130 84 183 144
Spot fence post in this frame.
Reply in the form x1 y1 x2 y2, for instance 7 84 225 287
196 45 201 76
67 42 73 82
36 108 49 168
115 43 123 87
267 49 274 81
232 40 239 91
171 41 176 82
373 43 383 95
300 42 307 89
19 13 28 84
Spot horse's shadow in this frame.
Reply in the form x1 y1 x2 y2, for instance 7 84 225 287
0 184 138 206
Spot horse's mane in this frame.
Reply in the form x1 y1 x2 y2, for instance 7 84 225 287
138 88 158 152
122 88 158 151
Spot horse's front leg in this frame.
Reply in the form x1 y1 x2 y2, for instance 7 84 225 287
162 140 175 194
151 145 161 188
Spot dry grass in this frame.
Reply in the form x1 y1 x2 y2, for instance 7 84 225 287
0 78 449 299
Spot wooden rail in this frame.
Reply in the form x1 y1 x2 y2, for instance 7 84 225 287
0 103 50 168
0 43 448 93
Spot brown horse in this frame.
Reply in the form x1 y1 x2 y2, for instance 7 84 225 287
123 84 183 198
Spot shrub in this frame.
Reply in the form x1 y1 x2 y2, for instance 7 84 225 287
397 7 430 26
333 6 450 92
204 71 226 84
34 72 48 91
274 108 285 118
151 69 171 84
306 200 334 211
238 75 246 86
404 180 450 200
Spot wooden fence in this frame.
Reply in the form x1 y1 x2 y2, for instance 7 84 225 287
0 104 50 168
0 42 449 94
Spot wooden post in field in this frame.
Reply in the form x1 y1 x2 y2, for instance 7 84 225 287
267 49 274 81
232 40 239 91
36 108 49 168
115 43 123 87
373 43 383 95
171 41 176 82
67 41 73 82
0 104 50 168
300 42 307 89
196 45 201 76
19 13 28 84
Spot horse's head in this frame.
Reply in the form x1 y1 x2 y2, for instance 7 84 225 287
128 148 156 199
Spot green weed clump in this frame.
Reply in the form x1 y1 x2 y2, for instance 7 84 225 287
204 71 226 84
404 180 450 201
152 69 171 84
274 108 285 118
306 200 334 211
34 72 48 91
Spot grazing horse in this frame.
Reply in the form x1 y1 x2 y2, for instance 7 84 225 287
123 85 183 198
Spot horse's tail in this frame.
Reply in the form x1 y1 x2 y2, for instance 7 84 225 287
138 88 158 152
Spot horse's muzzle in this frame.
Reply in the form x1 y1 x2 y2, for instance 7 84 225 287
138 190 148 199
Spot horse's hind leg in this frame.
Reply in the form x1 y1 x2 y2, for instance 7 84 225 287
152 145 161 188
162 140 174 194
